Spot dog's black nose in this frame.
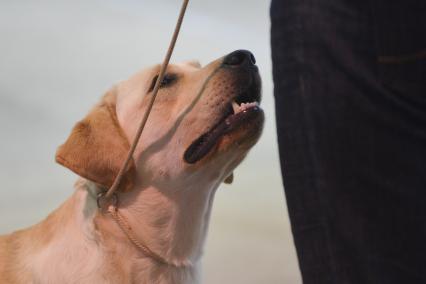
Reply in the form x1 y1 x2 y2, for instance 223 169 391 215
223 50 256 66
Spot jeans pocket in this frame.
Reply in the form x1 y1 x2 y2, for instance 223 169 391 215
372 0 426 99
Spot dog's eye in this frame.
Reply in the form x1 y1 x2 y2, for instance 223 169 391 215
148 73 177 93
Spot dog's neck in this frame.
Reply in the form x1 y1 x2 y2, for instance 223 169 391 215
86 178 220 283
16 178 220 283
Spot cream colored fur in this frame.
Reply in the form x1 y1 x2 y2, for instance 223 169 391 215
0 56 263 284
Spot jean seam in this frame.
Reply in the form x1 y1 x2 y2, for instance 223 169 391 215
378 49 426 64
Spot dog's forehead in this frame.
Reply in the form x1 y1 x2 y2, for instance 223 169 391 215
144 60 201 77
178 60 202 69
165 61 201 73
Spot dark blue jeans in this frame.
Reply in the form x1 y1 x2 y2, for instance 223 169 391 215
271 0 426 283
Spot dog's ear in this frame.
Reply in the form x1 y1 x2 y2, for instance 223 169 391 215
224 172 234 184
55 89 136 192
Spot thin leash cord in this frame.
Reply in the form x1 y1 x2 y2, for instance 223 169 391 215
107 206 175 266
105 0 189 200
99 0 190 267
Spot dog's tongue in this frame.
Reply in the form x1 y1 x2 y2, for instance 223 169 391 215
184 119 228 164
183 105 260 164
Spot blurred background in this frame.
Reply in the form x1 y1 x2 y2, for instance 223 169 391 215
0 0 301 283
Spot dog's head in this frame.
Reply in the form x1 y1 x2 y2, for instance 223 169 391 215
56 50 264 191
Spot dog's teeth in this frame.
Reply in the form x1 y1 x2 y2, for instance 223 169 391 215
250 102 259 108
232 101 240 113
232 101 259 114
240 102 258 111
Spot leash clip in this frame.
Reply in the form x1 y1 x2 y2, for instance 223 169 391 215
97 191 118 210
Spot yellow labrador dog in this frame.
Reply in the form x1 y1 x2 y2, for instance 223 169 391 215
0 50 264 284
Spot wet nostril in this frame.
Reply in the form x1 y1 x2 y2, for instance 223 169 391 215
223 50 256 66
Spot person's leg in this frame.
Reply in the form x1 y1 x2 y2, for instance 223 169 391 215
271 0 426 283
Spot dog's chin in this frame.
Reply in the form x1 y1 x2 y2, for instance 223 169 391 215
183 106 264 164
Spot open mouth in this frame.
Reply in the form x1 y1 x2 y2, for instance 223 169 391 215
184 83 262 164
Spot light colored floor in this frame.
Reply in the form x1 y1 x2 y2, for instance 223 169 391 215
0 0 301 283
